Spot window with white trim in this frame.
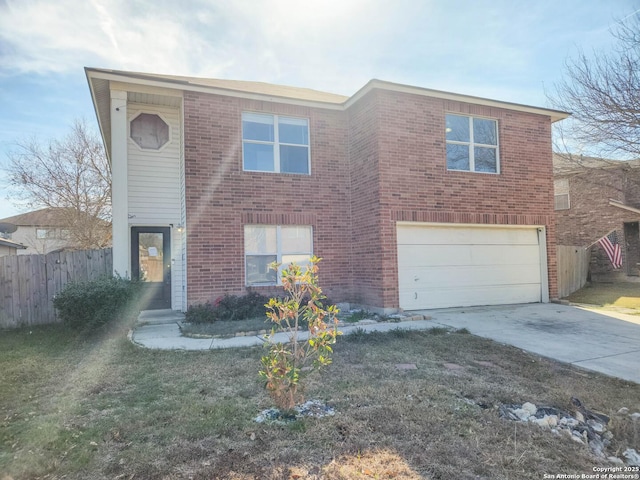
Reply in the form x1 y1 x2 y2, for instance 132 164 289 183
242 113 310 174
445 114 499 173
244 225 313 285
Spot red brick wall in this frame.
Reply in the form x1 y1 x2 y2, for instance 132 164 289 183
183 87 558 308
369 90 558 304
347 91 384 307
183 92 352 305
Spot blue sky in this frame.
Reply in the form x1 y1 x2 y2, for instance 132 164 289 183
0 0 637 218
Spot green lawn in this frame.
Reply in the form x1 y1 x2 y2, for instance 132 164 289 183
1 320 639 479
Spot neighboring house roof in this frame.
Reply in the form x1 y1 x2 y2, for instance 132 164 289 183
0 207 76 227
86 67 570 161
553 153 640 175
0 237 27 249
0 207 109 229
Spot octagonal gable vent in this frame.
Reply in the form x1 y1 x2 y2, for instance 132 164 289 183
130 113 170 150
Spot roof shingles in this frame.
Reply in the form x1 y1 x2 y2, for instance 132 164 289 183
0 207 74 227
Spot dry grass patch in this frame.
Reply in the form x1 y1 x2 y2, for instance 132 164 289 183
0 323 638 479
565 282 640 311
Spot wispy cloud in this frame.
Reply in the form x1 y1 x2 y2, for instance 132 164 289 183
0 0 636 98
0 0 637 218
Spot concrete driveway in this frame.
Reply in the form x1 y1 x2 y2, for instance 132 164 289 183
423 303 640 384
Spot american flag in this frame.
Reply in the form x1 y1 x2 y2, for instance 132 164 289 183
597 231 622 269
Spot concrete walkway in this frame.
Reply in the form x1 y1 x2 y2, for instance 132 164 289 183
131 303 640 384
132 309 436 350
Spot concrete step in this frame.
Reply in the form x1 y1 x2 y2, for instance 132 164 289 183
137 309 185 325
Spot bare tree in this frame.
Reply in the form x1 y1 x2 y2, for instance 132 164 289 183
4 120 111 250
550 13 640 160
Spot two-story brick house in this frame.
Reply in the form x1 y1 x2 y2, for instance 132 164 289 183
554 154 640 282
86 68 568 312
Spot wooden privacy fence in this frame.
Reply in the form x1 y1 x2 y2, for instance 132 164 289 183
557 245 591 298
0 248 112 329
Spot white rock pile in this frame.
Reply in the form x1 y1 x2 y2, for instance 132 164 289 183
499 401 640 467
255 399 336 424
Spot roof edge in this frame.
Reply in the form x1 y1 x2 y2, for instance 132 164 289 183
85 68 346 109
0 238 27 249
85 67 112 162
347 79 570 122
609 199 640 215
85 68 570 122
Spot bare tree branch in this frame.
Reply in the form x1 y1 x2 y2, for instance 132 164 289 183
3 119 111 250
549 13 640 159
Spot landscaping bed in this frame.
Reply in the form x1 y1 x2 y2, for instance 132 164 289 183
180 309 430 339
180 316 270 338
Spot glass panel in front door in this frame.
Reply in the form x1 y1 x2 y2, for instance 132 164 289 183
139 232 164 282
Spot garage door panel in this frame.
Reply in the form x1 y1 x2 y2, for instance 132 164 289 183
397 245 472 267
397 225 539 246
399 284 542 310
398 265 541 288
469 245 540 265
398 244 540 267
469 228 538 245
397 224 544 310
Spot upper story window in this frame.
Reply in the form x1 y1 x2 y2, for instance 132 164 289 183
242 113 310 174
446 114 499 173
36 228 50 239
554 178 570 210
36 228 64 239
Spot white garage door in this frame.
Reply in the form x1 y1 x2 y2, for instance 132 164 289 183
397 224 545 310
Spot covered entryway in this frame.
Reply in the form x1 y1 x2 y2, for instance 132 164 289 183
397 223 547 310
132 227 172 310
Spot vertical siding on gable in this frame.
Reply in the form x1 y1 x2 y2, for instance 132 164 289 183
127 103 185 310
178 106 187 311
128 104 182 224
